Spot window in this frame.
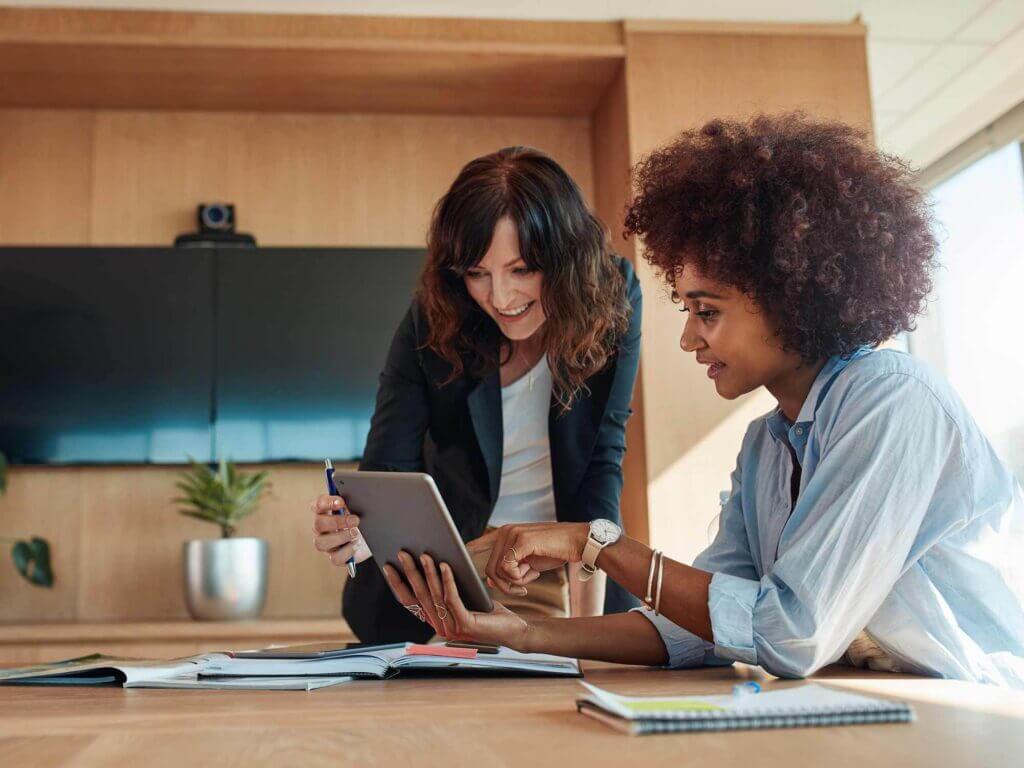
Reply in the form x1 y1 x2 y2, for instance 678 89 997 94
910 141 1024 481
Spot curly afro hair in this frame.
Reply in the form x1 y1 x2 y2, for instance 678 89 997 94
624 113 937 361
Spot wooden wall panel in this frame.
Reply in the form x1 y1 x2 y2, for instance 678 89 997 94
0 110 94 244
0 7 624 50
75 466 195 621
0 464 351 623
0 467 83 622
623 28 873 564
0 8 624 117
591 66 649 544
0 108 594 248
625 32 873 156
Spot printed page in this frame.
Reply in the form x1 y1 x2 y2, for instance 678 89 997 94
393 644 580 674
200 653 391 678
125 675 356 690
119 654 231 684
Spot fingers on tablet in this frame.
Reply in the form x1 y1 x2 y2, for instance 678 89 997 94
440 563 469 632
398 550 445 637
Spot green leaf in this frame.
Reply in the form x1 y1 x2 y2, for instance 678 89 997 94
12 541 29 574
10 537 53 587
173 458 270 536
29 537 53 587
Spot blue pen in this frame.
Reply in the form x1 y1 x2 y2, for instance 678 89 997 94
325 459 357 578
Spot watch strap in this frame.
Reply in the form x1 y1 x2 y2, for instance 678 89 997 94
579 535 606 581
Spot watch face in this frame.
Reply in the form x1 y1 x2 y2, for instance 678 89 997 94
590 519 621 544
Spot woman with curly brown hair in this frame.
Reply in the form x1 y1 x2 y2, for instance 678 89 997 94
378 114 1024 688
310 146 642 643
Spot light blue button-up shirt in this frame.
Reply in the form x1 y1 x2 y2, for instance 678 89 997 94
636 348 1024 688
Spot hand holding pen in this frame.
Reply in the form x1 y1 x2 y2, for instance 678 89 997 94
324 459 357 578
311 461 370 576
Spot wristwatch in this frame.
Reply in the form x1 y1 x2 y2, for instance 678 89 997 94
579 519 622 581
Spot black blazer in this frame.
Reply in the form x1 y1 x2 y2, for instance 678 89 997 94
343 256 643 642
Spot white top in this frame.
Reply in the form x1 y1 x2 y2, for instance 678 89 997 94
488 354 558 528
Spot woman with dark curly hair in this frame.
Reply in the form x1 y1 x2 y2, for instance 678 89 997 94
310 146 642 642
378 114 1024 688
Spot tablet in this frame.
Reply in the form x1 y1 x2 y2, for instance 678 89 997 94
331 470 494 613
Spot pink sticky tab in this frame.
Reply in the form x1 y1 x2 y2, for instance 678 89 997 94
406 644 478 659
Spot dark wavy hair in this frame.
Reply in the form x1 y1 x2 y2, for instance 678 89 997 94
419 146 630 410
624 113 936 361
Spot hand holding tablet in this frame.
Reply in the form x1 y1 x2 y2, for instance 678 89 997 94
319 470 497 623
310 470 553 648
384 554 531 646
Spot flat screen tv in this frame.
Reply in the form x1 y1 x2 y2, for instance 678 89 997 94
0 247 425 464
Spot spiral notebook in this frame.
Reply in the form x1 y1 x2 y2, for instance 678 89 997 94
576 682 914 735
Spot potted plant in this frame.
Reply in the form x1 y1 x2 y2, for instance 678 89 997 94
175 458 270 620
0 450 54 588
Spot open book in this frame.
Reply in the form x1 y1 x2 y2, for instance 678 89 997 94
577 682 914 735
0 653 344 690
202 643 581 679
0 644 580 688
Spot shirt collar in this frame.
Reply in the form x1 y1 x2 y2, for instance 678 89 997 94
765 347 873 447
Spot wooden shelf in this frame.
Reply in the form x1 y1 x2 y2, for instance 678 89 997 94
0 8 625 116
0 619 356 664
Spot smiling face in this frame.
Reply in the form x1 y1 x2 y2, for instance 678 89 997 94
463 217 547 342
673 263 806 402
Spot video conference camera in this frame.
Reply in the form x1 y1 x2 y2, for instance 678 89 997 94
175 203 257 247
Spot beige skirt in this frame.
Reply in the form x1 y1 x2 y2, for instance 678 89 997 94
469 528 570 619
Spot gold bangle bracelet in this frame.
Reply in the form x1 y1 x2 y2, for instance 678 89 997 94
644 549 660 608
654 551 666 615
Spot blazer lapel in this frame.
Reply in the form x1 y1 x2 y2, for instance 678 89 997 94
548 394 590 508
467 370 503 506
548 361 616 510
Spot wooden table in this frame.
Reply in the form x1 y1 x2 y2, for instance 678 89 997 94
2 662 1023 767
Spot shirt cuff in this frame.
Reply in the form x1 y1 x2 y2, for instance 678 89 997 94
630 606 711 668
709 571 759 665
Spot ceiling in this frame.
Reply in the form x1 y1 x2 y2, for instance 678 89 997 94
5 0 1024 170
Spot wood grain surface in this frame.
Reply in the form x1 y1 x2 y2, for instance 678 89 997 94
1 662 1022 768
0 8 623 116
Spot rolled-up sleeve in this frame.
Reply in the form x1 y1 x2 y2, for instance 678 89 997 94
707 572 759 664
633 605 725 667
632 440 757 668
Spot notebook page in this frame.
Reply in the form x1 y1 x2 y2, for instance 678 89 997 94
726 684 903 714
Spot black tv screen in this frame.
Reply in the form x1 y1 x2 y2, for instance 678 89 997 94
213 248 423 462
0 247 424 464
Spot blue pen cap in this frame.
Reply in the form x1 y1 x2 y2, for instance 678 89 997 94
732 682 761 697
